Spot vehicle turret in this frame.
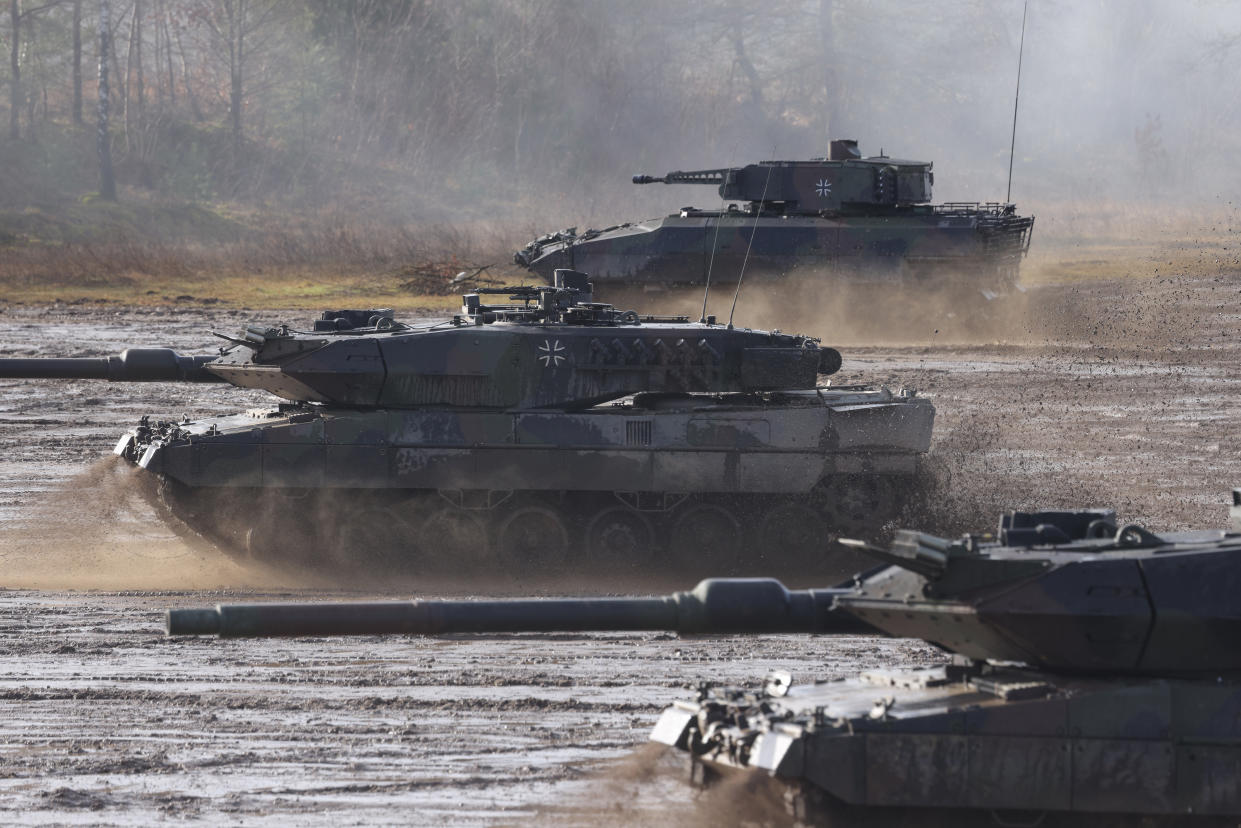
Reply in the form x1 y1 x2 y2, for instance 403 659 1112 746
0 270 839 411
631 139 933 213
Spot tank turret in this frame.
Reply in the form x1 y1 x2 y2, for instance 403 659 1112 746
516 141 1035 292
166 495 1241 821
0 270 931 574
631 139 932 212
0 271 836 411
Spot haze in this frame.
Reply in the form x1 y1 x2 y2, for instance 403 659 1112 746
2 0 1237 237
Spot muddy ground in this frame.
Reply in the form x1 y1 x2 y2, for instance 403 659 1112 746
1 271 1240 825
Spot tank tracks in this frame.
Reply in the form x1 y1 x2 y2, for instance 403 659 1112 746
151 474 912 581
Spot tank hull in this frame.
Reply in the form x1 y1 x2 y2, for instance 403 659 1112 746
520 205 1035 290
654 665 1241 822
118 388 933 575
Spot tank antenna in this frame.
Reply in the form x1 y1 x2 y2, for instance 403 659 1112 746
1006 0 1028 204
700 143 738 324
727 150 777 329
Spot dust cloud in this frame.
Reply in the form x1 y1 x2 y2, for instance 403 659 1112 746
534 743 791 828
608 268 1142 350
663 206 1241 351
0 457 283 591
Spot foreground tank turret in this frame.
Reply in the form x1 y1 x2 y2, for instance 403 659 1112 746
0 270 933 576
516 139 1035 294
168 492 1241 823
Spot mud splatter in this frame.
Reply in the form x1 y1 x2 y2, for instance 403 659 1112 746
0 456 284 590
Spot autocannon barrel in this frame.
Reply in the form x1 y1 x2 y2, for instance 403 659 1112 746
0 348 223 382
167 578 873 638
632 169 729 186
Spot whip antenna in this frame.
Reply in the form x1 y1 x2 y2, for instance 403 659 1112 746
700 143 738 323
727 151 777 329
1006 0 1028 204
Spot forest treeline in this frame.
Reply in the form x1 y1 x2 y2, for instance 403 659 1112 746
1 0 1034 218
0 0 1234 230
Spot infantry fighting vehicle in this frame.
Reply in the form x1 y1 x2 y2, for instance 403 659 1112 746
0 271 933 575
169 494 1241 825
515 140 1035 293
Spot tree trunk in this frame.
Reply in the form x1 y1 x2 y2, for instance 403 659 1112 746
9 0 20 140
98 0 117 200
133 0 143 129
73 0 83 124
161 0 174 109
174 23 200 121
818 0 844 141
25 19 35 128
229 0 244 162
108 5 124 117
123 0 135 145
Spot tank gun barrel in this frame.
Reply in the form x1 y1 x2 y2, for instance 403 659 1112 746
0 348 223 383
167 578 874 638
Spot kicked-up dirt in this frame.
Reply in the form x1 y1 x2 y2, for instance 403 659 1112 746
1 270 1240 824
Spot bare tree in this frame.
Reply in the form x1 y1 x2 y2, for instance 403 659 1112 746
9 0 20 139
98 0 116 199
133 0 142 125
159 0 173 109
171 12 199 120
123 0 142 142
24 5 35 126
72 0 82 123
202 0 280 164
222 0 240 157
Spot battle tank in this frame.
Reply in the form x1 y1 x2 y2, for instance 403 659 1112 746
168 493 1241 825
0 270 933 576
515 140 1035 293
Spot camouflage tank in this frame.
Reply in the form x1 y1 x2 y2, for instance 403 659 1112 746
515 140 1035 294
0 270 933 576
169 493 1241 824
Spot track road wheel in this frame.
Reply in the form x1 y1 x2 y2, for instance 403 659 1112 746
585 506 657 572
753 502 831 572
669 503 743 573
494 505 571 576
420 506 490 573
331 509 416 575
244 518 311 564
819 474 899 534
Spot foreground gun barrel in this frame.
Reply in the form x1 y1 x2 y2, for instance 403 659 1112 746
167 578 871 638
0 348 222 382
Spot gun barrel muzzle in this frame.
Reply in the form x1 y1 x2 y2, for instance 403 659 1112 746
0 349 221 382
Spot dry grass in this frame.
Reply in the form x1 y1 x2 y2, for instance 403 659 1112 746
0 199 1236 309
1019 199 1241 285
0 215 528 309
